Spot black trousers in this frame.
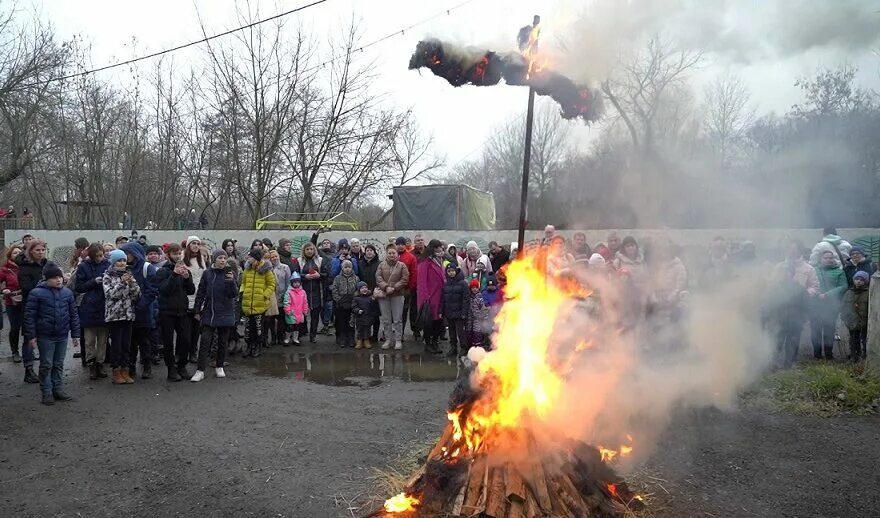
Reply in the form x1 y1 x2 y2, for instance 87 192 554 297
108 320 133 369
130 326 152 368
776 319 802 368
850 328 868 361
402 292 422 337
160 314 191 369
335 308 354 346
356 324 372 340
7 304 22 354
447 318 467 352
199 326 230 371
308 307 321 339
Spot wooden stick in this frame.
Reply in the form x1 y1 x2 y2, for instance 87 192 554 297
484 467 506 517
452 463 470 517
505 463 527 503
461 455 487 516
428 423 455 460
528 459 553 512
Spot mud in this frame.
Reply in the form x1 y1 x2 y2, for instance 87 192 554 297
2 340 879 517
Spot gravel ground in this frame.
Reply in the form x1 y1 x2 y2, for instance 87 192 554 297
2 340 878 518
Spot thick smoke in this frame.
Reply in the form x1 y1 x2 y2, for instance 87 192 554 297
408 39 604 122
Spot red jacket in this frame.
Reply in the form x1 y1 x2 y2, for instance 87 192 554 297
0 260 21 306
399 250 418 292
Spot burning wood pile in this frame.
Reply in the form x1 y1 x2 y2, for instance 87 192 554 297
407 16 603 122
365 254 644 517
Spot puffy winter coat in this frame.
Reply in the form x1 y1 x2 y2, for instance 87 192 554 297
103 267 141 322
154 262 196 316
15 254 47 305
240 258 276 316
812 263 848 321
376 259 409 297
652 257 688 304
399 250 418 292
351 293 375 326
417 258 445 321
440 270 469 320
272 262 291 301
330 254 360 279
489 248 510 272
75 258 110 328
283 287 309 325
0 259 21 307
809 235 852 266
120 243 158 328
193 267 239 327
331 272 360 310
844 258 877 286
298 255 325 310
841 287 869 331
24 281 81 341
459 254 492 279
358 254 380 291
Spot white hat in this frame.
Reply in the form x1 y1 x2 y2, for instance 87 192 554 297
350 238 360 245
588 253 606 266
186 235 201 247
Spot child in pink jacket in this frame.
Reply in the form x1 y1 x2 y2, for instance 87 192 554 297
283 272 309 345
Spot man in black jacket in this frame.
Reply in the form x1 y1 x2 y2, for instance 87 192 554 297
488 241 511 271
152 243 195 381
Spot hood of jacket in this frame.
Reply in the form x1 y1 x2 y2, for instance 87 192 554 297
119 242 146 271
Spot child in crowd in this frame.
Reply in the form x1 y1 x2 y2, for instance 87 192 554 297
283 272 309 346
352 281 374 349
331 260 359 348
440 264 469 358
24 263 81 405
467 279 489 352
842 270 870 362
240 248 276 358
191 249 239 382
103 249 141 385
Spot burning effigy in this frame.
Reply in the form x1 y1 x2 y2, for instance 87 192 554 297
407 17 603 123
366 251 643 517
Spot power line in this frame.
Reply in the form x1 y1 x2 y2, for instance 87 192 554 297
18 0 331 90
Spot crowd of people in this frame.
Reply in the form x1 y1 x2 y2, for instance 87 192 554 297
0 224 874 405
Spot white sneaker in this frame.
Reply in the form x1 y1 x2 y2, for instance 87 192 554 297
394 341 403 350
381 341 392 350
215 367 226 378
190 370 205 382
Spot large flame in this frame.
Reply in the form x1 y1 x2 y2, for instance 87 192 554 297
384 493 419 513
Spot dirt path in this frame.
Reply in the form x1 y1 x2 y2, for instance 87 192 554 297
2 345 878 517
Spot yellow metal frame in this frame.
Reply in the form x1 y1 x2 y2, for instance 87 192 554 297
255 212 360 231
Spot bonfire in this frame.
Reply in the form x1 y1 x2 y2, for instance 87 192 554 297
366 251 644 517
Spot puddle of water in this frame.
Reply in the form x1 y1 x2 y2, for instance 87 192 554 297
250 351 461 387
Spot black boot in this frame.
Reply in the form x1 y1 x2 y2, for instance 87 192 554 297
176 365 189 380
96 363 108 379
141 363 152 379
89 362 98 381
128 365 137 379
23 367 38 383
167 365 182 382
41 393 54 406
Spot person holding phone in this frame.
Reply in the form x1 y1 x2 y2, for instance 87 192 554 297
103 249 141 384
191 249 239 381
154 243 195 381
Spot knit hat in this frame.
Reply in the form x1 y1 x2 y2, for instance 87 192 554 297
290 271 301 283
621 236 638 248
186 235 201 247
337 238 350 250
486 274 497 287
350 238 360 245
469 279 480 289
74 237 89 249
395 236 407 246
249 248 263 261
108 249 127 264
446 263 460 272
279 238 291 248
145 245 161 256
854 271 870 283
341 259 353 269
588 253 606 266
850 246 865 256
212 248 227 262
42 262 63 280
356 281 368 291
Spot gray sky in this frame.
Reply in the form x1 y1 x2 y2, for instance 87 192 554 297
34 0 880 169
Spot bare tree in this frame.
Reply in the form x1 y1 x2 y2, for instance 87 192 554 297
703 72 754 169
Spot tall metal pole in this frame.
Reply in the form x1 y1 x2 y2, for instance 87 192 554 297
517 87 536 258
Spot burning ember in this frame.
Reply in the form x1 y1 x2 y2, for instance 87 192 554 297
407 18 603 122
366 251 643 517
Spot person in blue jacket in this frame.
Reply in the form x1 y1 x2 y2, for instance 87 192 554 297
75 243 110 380
119 243 158 379
24 263 81 406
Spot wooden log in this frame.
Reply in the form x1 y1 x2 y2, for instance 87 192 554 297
452 463 471 517
526 459 553 512
403 464 426 490
524 493 540 518
556 474 591 516
461 455 488 516
505 464 527 503
428 423 455 460
484 467 507 517
868 271 880 371
508 498 526 518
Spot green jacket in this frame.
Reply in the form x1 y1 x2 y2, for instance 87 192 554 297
841 287 869 330
812 264 848 319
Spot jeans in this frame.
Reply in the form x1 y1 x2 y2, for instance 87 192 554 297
188 311 201 357
83 326 109 364
159 314 191 369
108 321 133 368
199 326 230 371
322 298 334 327
7 304 23 358
447 318 467 354
810 316 836 360
37 338 68 396
378 296 405 342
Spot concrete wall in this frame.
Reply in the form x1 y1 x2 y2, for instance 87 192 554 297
6 228 880 268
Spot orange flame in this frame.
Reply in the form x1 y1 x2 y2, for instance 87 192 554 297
384 493 419 513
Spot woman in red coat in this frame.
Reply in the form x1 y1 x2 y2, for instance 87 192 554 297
0 245 24 363
417 239 446 354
